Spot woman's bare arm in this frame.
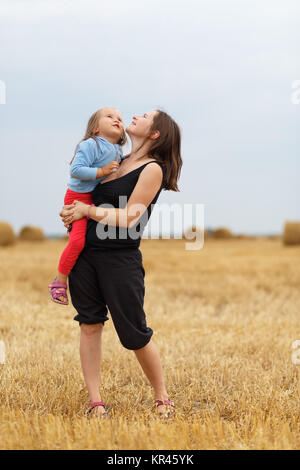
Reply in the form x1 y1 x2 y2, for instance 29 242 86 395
60 163 163 228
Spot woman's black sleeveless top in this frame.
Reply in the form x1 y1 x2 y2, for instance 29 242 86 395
85 160 165 250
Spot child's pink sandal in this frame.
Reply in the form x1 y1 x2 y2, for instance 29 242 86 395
87 401 108 419
48 277 69 305
155 399 175 419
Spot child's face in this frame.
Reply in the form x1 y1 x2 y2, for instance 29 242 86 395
126 111 158 138
95 108 124 143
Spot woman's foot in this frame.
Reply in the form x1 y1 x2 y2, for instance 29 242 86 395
87 401 108 419
155 398 175 418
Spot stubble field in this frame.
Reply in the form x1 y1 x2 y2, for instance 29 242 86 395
0 237 299 450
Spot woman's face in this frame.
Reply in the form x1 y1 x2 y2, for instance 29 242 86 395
126 111 158 138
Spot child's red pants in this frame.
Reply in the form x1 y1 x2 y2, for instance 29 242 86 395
58 188 93 276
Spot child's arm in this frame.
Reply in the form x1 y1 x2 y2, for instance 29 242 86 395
70 140 119 180
70 140 98 180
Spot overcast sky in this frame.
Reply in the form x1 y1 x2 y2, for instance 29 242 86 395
0 0 299 236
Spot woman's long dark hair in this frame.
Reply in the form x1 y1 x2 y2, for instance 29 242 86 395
135 110 182 191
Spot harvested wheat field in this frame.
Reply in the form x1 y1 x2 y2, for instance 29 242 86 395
0 237 300 450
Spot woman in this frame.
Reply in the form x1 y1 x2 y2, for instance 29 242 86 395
60 109 182 419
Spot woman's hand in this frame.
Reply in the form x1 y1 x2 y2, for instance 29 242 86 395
60 200 89 226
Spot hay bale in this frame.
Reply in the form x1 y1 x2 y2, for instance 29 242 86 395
212 227 233 239
19 226 45 241
0 221 15 246
235 234 248 239
283 221 300 245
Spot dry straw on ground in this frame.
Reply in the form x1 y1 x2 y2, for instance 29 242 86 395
283 221 300 246
0 221 15 246
0 238 300 449
19 226 46 241
212 227 233 239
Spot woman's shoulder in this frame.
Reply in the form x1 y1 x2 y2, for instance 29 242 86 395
140 159 164 171
140 159 165 176
137 160 164 185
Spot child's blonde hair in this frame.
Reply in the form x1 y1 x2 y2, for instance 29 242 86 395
70 108 126 164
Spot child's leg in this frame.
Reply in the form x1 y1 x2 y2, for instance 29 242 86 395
58 188 92 279
52 218 88 304
51 189 92 303
58 216 88 278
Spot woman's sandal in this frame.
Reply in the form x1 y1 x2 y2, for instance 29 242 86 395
155 399 175 419
48 277 69 305
87 401 108 419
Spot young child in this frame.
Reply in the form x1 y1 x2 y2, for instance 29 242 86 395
49 107 126 305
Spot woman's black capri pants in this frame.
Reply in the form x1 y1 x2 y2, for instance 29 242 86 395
68 246 153 350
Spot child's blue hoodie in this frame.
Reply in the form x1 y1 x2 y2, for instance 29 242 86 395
68 136 124 193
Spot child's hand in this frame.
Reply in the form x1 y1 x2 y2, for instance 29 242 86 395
102 161 119 176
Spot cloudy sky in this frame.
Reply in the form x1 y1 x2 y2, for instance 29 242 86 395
0 0 299 236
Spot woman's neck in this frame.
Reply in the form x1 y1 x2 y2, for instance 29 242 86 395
128 137 150 161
